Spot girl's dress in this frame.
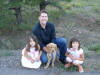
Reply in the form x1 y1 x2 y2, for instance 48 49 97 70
21 47 41 69
66 48 84 64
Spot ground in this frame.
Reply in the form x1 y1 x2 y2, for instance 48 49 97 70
0 49 100 72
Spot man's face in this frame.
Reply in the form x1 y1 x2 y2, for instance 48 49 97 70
39 13 48 25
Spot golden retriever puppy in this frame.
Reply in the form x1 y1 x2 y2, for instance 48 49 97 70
44 43 57 69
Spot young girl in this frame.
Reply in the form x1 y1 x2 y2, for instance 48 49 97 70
21 35 42 69
65 38 84 72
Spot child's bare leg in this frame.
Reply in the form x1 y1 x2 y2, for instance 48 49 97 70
65 62 71 68
65 57 72 68
78 65 84 72
73 64 84 72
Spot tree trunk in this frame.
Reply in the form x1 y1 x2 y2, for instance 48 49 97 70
40 0 50 11
14 7 22 25
9 7 22 25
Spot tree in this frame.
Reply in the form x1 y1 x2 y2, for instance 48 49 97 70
8 0 42 25
40 0 50 11
0 0 72 32
39 0 72 11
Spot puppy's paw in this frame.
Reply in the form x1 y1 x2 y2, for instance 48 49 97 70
51 63 54 67
44 66 48 69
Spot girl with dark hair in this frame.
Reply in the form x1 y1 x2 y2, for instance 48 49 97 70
21 35 42 69
65 38 84 72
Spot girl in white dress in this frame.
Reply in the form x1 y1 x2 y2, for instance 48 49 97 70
65 38 84 72
21 35 42 69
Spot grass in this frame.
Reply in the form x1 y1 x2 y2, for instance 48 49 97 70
55 61 78 72
96 49 100 54
0 50 13 57
87 43 100 54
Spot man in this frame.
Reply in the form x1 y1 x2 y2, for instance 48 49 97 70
32 10 67 64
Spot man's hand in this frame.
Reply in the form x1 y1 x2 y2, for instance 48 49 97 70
43 47 49 53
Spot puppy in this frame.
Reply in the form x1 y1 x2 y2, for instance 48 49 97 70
44 43 57 69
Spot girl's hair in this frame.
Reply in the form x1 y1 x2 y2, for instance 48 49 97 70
69 38 80 49
26 35 39 51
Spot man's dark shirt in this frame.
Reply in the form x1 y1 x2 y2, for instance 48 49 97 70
32 22 56 50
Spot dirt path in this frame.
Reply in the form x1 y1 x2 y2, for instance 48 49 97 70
0 68 100 75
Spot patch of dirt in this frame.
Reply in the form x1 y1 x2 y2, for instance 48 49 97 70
84 51 100 72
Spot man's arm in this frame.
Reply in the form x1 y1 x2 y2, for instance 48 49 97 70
43 47 50 53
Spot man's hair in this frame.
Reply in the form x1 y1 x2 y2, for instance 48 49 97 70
39 10 48 16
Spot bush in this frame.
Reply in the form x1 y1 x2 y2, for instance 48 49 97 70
46 5 62 22
0 50 13 57
87 43 100 54
0 38 14 49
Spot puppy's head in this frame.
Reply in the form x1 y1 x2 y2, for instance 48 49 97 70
46 43 57 52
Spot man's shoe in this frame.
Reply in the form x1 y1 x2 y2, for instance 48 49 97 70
59 58 66 65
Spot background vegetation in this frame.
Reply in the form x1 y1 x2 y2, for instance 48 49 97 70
0 0 100 54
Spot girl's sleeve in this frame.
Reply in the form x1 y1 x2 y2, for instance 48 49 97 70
22 48 26 56
79 48 83 54
67 48 70 52
22 45 28 55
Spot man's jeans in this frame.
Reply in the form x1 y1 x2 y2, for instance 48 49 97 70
40 37 67 64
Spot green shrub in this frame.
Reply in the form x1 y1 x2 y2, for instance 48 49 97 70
0 38 14 49
0 9 17 33
18 22 33 30
96 17 100 25
72 2 83 7
58 1 73 10
87 43 100 54
46 5 62 22
56 62 78 72
88 44 100 51
0 50 13 57
96 49 100 54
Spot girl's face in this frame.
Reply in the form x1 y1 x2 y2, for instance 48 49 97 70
72 41 79 50
30 38 35 47
39 13 48 26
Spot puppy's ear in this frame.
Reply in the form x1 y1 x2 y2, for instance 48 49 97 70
46 43 50 49
54 44 57 50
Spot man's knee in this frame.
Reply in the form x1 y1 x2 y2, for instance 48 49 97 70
55 37 67 47
61 38 67 44
40 56 48 63
41 57 48 63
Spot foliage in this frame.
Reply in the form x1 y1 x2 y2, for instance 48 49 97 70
87 43 100 55
56 62 78 72
87 43 100 51
0 9 16 31
0 0 73 33
0 0 42 32
0 38 14 49
0 50 13 57
46 5 62 22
